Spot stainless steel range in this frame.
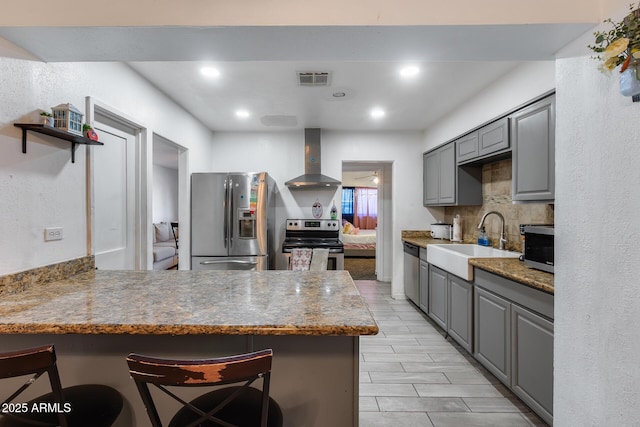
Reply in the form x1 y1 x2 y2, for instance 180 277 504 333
282 219 344 270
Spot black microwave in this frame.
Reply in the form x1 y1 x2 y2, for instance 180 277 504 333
522 225 554 274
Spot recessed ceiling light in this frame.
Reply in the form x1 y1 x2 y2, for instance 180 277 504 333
370 108 386 119
200 67 220 78
332 92 346 98
399 66 420 78
235 110 250 119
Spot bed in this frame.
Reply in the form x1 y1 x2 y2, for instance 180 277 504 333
343 229 376 257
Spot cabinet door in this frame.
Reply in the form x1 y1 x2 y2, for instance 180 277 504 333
438 143 456 204
447 275 473 352
423 150 439 205
455 131 479 163
474 286 511 386
511 305 554 425
511 95 555 202
428 265 448 330
479 117 509 157
419 259 429 313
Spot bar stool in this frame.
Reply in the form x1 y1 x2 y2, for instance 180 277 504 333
0 344 123 427
126 348 283 427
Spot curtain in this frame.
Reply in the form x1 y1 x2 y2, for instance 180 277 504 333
353 187 377 229
341 187 355 224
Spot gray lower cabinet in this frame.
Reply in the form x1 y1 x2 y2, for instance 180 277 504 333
447 274 473 352
473 269 554 426
419 256 429 313
474 286 511 385
511 94 555 202
428 265 448 330
511 304 554 424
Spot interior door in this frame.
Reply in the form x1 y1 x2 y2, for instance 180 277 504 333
93 122 137 270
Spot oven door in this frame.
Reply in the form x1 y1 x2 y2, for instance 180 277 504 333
282 252 344 270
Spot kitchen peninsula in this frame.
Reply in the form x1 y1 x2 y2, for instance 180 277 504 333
0 269 378 427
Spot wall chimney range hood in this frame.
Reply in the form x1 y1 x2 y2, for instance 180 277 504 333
285 128 341 188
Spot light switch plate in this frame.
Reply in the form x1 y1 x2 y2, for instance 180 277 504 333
44 227 63 241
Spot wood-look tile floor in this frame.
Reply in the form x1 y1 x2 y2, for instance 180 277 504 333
356 280 548 427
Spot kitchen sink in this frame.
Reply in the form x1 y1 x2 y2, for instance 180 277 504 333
426 244 521 281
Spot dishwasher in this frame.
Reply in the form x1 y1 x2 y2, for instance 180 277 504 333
403 242 420 305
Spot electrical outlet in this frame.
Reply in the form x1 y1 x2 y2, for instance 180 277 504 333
44 227 63 241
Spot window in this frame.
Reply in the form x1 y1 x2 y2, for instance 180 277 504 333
341 186 377 229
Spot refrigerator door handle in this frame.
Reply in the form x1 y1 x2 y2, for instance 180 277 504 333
228 177 234 249
200 260 257 266
223 178 229 249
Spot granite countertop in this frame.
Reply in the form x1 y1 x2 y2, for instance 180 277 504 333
402 230 554 295
401 230 453 248
469 258 554 294
0 270 379 336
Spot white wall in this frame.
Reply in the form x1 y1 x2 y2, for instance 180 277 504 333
209 130 427 295
422 61 556 152
152 165 179 223
554 1 640 425
0 58 213 275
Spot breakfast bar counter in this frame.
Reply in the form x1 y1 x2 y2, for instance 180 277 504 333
0 270 378 427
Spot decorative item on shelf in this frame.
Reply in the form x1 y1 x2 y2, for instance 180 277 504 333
330 200 338 220
82 124 99 141
312 199 323 219
588 3 640 101
52 103 84 135
39 111 54 127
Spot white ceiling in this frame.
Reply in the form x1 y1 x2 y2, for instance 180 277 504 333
0 24 594 132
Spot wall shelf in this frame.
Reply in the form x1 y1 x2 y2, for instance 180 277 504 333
13 123 103 163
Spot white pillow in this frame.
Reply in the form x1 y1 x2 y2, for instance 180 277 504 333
154 222 172 242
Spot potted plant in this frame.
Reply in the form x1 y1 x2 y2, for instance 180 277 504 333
589 3 640 97
40 111 54 127
82 124 99 141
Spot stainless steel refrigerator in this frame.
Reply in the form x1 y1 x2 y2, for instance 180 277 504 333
191 172 275 271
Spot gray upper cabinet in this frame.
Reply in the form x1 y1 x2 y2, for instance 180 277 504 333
438 143 456 204
423 149 440 205
455 131 479 163
511 95 555 202
479 117 510 157
456 118 510 164
423 142 482 207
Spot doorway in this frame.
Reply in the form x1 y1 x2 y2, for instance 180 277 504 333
86 97 148 271
342 161 392 282
151 134 188 270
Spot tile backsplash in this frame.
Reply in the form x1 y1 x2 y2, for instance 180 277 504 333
444 159 554 252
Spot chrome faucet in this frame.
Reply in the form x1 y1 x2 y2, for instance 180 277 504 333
478 211 507 250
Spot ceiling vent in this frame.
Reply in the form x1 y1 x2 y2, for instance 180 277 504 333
297 72 331 86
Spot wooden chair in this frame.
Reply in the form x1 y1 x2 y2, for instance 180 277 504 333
126 348 283 427
0 344 123 427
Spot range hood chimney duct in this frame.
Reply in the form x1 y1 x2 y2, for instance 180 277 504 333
285 128 342 188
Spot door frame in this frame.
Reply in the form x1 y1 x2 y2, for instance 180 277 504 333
341 161 393 282
85 96 149 269
152 133 189 270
